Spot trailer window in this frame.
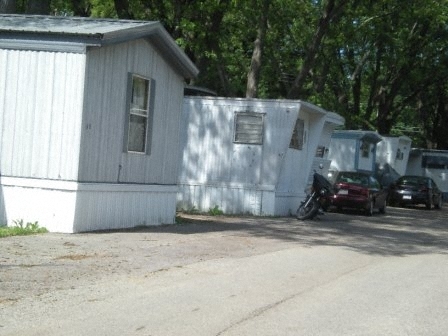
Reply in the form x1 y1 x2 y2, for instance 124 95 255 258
290 118 305 150
360 141 370 158
234 112 264 144
126 74 153 153
422 155 448 169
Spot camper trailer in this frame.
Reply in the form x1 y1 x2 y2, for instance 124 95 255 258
0 15 198 232
376 136 412 176
327 130 383 174
178 97 344 216
407 149 448 199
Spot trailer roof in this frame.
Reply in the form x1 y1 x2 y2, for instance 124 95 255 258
0 14 154 36
0 14 199 79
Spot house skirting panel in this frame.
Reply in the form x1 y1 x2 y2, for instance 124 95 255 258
0 177 177 233
177 182 305 216
274 192 307 217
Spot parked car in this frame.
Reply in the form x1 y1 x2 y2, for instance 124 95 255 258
329 171 388 216
388 175 443 209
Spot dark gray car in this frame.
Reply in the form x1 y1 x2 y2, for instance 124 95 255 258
389 175 443 209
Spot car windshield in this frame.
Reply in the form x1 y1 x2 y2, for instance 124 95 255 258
336 172 369 187
398 176 427 187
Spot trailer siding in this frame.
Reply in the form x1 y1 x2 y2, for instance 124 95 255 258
0 48 85 180
79 39 184 185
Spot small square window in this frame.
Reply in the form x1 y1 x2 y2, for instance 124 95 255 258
234 111 264 144
316 146 326 158
360 141 370 158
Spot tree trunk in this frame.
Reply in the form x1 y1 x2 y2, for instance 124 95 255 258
287 0 349 99
246 0 269 98
114 0 133 19
26 0 50 14
71 0 91 16
432 86 448 149
0 0 16 13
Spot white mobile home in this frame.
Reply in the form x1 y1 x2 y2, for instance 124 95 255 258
0 15 198 232
376 135 412 176
328 130 383 174
407 149 448 199
177 97 344 216
312 112 345 176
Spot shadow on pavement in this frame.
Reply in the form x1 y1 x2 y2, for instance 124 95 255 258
99 206 448 257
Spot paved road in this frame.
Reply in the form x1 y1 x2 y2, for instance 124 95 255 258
1 205 448 335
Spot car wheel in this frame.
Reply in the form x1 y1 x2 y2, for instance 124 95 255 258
365 199 374 216
388 197 395 207
379 199 387 214
435 195 443 209
426 197 433 210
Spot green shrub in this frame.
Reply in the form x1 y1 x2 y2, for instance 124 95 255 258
208 205 224 216
0 220 48 238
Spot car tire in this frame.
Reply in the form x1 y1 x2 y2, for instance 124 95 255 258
388 197 395 207
365 199 374 216
435 196 443 209
379 199 387 214
426 197 433 210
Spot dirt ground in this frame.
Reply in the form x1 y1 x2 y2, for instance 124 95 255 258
3 205 447 307
0 214 299 306
1 207 448 335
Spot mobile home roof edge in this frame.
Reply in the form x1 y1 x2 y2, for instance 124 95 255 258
0 15 199 79
332 130 383 143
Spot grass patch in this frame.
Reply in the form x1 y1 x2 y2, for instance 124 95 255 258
0 220 48 238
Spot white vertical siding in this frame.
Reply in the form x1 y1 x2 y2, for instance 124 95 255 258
178 97 332 216
177 183 266 215
358 143 374 171
0 49 85 180
73 184 177 232
394 138 411 175
406 154 422 175
328 138 357 172
79 39 184 185
179 98 300 188
376 138 396 167
0 176 176 232
376 136 412 176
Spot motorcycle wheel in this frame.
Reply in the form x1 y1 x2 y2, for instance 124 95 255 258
296 199 319 220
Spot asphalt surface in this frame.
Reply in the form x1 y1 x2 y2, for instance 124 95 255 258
1 204 448 335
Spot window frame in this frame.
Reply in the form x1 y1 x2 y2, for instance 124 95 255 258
360 141 370 158
289 118 305 150
233 111 265 145
124 73 155 154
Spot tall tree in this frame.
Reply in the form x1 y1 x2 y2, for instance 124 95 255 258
113 0 133 19
26 0 50 14
245 0 269 98
287 0 349 99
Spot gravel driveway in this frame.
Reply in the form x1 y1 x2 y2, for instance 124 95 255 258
1 206 448 335
1 215 299 304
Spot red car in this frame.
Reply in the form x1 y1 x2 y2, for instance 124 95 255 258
329 171 388 216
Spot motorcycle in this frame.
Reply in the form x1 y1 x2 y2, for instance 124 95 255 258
296 172 334 220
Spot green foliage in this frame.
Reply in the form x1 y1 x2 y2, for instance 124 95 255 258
181 206 200 215
3 0 448 148
208 205 224 216
0 220 48 238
